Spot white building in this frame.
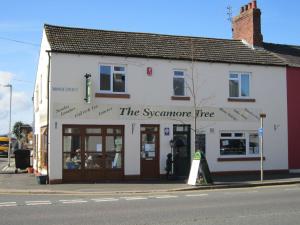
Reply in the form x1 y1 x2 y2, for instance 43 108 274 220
34 24 288 184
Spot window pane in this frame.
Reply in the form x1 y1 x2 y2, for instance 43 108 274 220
85 136 102 152
63 136 80 153
114 66 125 72
234 133 244 137
220 139 246 155
174 71 184 76
115 128 122 134
106 136 115 152
86 128 101 134
230 74 238 79
113 73 125 92
229 80 239 97
241 74 250 97
106 152 122 169
221 133 231 137
100 66 111 91
64 153 81 170
107 128 114 134
174 77 185 96
85 153 104 169
105 136 123 152
64 128 80 134
249 133 259 154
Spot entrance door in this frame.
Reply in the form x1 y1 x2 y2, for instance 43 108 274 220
173 125 191 178
140 125 160 179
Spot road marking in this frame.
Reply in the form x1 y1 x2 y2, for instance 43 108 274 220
59 199 88 204
284 188 299 191
185 193 208 197
153 195 178 199
122 197 148 201
91 198 119 202
25 201 52 206
0 202 17 207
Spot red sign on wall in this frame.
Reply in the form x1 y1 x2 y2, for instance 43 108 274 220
147 67 152 76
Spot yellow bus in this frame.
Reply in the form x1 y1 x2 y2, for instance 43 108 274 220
0 136 9 156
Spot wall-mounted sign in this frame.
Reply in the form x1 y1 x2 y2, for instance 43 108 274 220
53 103 261 123
147 67 152 76
84 73 92 103
164 127 170 136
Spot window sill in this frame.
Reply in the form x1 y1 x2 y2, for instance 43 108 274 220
217 157 265 162
228 98 256 102
171 96 190 101
95 93 130 99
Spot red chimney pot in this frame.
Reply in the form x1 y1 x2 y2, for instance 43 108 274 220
252 0 257 8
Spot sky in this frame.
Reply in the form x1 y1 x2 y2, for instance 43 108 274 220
0 0 299 135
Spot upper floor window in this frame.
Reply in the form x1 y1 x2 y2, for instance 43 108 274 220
173 70 185 96
100 65 126 93
229 72 250 98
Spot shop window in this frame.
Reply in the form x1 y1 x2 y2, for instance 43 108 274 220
220 131 259 156
249 133 259 154
63 126 123 171
85 135 103 169
100 65 126 93
229 72 250 98
173 70 185 96
63 135 81 170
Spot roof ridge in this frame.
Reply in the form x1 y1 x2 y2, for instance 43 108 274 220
44 23 241 43
264 42 300 48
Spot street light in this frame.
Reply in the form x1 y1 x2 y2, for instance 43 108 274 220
3 84 12 167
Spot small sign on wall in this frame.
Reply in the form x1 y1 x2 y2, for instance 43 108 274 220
147 67 152 76
164 127 170 136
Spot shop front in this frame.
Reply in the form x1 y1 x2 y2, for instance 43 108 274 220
62 125 124 182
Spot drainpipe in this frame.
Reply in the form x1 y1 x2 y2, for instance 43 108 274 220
46 51 51 184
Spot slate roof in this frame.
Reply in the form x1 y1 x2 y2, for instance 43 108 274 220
44 24 285 66
263 43 300 67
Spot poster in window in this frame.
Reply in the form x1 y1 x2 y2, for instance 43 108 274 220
144 144 155 152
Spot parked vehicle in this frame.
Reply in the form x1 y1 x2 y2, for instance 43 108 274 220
0 136 9 156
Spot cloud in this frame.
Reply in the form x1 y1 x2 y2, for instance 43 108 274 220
0 71 32 135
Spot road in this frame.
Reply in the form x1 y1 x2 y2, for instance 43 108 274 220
0 184 299 225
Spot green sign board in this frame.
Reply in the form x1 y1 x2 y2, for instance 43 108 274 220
193 151 201 160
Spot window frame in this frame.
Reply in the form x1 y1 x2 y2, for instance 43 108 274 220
229 72 251 98
173 69 186 97
219 131 259 157
99 64 127 94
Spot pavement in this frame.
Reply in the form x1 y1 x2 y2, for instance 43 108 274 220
1 160 300 195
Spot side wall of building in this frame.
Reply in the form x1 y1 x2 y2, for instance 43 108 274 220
287 67 300 170
33 30 51 174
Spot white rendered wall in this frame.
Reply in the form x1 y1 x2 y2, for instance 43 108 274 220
44 53 288 180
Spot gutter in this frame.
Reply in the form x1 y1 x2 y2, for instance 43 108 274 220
46 50 51 184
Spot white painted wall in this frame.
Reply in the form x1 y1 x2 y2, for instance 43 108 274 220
33 30 50 173
36 48 288 180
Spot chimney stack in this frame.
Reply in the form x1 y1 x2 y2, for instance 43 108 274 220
232 0 263 47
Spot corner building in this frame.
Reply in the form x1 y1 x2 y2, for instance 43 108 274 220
33 24 288 183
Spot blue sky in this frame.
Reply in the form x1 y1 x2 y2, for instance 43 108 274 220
0 0 299 134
